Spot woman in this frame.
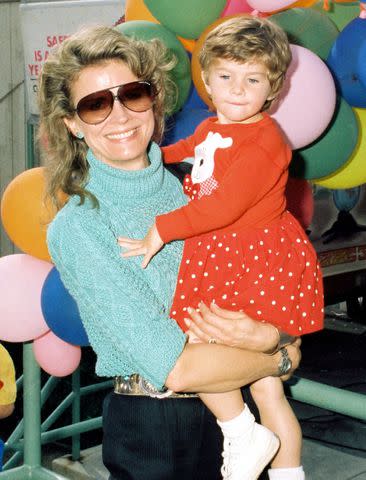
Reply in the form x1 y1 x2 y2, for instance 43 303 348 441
38 25 301 480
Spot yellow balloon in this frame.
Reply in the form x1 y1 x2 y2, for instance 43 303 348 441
313 108 366 189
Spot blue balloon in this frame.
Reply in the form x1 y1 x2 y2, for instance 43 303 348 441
358 41 366 89
41 267 89 346
327 17 366 108
333 187 360 212
163 107 215 146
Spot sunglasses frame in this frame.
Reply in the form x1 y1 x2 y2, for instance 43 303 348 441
74 80 156 125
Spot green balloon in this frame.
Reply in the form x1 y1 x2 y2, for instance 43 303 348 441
290 97 359 180
312 1 361 32
144 0 227 39
271 8 339 60
116 21 191 112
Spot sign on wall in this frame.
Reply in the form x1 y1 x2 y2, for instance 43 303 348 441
20 0 125 116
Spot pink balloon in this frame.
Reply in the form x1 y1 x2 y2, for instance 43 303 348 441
285 178 314 230
247 0 295 12
33 330 81 377
221 0 252 16
0 254 52 342
270 44 336 150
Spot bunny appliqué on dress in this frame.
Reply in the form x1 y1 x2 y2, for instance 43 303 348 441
183 131 233 201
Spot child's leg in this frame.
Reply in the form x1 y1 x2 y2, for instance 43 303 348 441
250 376 305 479
199 390 279 479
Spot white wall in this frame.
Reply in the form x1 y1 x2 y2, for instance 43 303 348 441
0 1 26 257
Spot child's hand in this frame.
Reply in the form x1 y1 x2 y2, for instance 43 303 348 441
118 223 164 269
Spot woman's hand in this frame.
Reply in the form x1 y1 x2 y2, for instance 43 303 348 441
118 223 164 268
185 301 286 354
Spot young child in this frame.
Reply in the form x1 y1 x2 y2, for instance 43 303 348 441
120 15 323 480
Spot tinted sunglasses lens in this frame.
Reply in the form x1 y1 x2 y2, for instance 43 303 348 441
118 82 154 112
77 90 113 124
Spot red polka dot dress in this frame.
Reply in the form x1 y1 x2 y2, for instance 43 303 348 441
158 115 324 336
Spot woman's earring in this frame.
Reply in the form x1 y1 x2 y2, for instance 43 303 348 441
76 131 84 139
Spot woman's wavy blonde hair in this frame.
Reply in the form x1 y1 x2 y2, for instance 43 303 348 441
199 15 292 111
38 25 177 209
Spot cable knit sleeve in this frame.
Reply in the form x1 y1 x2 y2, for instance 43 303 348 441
47 205 186 389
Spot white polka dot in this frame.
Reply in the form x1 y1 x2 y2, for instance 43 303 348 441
296 238 301 243
271 300 276 305
232 233 237 237
232 302 237 306
210 253 216 259
213 235 217 240
257 310 262 315
259 241 264 246
260 290 265 296
172 311 176 315
218 243 223 247
250 299 255 304
254 280 259 285
259 274 263 278
290 295 295 300
311 320 315 325
302 251 305 256
288 272 293 277
246 268 250 273
307 285 312 290
234 291 239 296
186 259 190 264
179 279 183 284
204 272 208 277
280 285 285 290
268 249 272 254
288 253 292 258
208 285 214 291
198 261 203 266
249 245 254 250
306 262 310 267
215 265 219 270
198 241 202 246
270 276 275 281
222 294 227 300
180 295 185 299
228 263 232 268
300 292 304 297
194 287 198 292
225 247 230 252
236 250 239 255
281 238 285 243
191 274 196 279
279 268 283 273
254 255 259 260
304 240 308 244
206 245 211 250
290 320 294 324
264 229 269 234
183 307 187 311
299 326 303 332
302 312 307 317
315 289 318 294
282 306 287 311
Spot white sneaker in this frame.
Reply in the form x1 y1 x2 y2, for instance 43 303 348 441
220 423 280 480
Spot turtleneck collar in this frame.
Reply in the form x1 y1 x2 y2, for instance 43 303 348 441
86 142 165 205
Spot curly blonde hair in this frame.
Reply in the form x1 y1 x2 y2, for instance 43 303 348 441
199 15 292 111
38 25 177 209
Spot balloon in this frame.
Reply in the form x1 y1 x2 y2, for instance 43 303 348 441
313 2 361 31
163 108 215 146
357 41 366 89
115 21 191 112
221 0 252 16
326 16 366 107
125 0 158 22
285 178 314 229
33 330 81 377
291 0 317 6
271 7 339 60
333 187 360 212
0 167 66 262
184 83 211 110
41 267 89 347
313 107 366 189
0 254 52 342
144 0 227 39
270 44 336 150
290 97 359 179
247 0 295 12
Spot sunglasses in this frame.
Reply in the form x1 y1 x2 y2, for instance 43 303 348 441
74 81 155 125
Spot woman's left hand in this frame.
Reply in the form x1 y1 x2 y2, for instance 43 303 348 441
118 223 164 268
185 301 281 353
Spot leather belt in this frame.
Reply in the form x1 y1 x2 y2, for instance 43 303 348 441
114 374 198 399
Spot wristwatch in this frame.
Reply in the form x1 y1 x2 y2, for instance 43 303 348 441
278 347 292 376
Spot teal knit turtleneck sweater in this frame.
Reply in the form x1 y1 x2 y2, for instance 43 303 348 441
47 143 187 389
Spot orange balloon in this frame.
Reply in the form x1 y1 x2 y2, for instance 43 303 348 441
0 167 66 262
290 0 317 6
177 36 196 53
125 0 159 23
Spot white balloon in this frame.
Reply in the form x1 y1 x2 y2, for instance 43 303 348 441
247 0 295 12
269 44 336 150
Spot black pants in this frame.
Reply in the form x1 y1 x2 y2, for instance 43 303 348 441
102 392 222 480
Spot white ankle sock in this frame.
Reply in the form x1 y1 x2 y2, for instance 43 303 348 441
217 405 255 437
268 466 305 480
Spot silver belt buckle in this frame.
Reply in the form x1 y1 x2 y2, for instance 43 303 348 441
138 376 173 399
